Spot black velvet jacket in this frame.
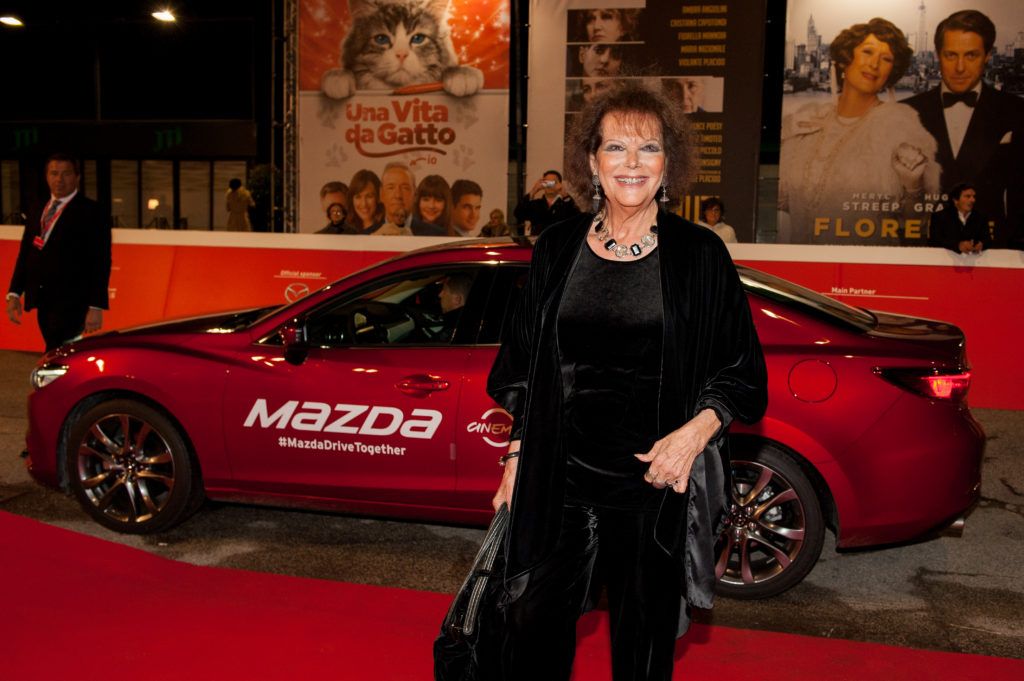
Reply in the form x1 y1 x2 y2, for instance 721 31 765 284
487 211 767 611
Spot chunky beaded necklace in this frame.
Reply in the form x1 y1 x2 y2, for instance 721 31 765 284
593 219 658 258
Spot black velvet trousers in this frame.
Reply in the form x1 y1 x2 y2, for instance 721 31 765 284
497 501 684 681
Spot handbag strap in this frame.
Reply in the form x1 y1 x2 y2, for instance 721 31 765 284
442 504 509 637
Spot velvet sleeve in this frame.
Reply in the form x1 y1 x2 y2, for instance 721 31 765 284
486 233 551 441
695 241 768 433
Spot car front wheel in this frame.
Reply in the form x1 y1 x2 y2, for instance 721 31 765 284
715 442 825 599
66 399 202 533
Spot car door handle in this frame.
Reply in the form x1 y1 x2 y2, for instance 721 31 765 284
397 375 450 395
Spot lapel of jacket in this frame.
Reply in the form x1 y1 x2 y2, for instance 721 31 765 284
955 84 1002 175
536 215 590 319
42 193 80 249
917 89 956 170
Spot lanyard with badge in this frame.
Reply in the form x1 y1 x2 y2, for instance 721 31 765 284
33 198 70 250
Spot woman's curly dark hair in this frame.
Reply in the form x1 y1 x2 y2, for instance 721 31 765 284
564 82 696 211
830 18 912 90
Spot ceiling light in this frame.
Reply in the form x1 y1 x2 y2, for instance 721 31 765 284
0 16 24 26
152 10 176 22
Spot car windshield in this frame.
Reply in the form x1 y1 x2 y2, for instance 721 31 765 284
244 305 286 328
737 265 875 329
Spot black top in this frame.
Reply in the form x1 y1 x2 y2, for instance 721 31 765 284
557 244 663 509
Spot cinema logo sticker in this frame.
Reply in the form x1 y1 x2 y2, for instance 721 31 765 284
466 408 513 448
345 99 456 157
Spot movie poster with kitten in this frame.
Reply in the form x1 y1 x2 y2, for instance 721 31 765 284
298 0 510 235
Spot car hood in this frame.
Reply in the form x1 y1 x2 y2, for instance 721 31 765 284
93 307 278 341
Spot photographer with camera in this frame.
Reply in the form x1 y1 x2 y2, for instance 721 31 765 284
514 170 580 236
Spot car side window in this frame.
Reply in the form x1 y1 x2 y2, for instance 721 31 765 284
477 264 529 345
304 267 484 348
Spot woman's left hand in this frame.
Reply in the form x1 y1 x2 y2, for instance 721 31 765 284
635 408 721 494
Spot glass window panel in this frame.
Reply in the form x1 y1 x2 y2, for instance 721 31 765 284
213 161 248 230
2 160 22 224
80 160 97 200
110 160 139 228
180 161 212 230
142 160 174 229
305 267 483 348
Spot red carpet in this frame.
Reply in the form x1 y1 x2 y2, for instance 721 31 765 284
1 510 1021 681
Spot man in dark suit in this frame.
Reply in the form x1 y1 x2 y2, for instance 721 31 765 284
513 170 579 237
904 10 1024 248
6 153 112 350
928 183 989 253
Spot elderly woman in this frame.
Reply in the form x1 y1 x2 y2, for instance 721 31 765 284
410 174 452 236
778 17 940 244
486 83 767 680
344 169 384 234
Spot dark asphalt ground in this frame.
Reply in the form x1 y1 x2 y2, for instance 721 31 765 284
1 349 1021 659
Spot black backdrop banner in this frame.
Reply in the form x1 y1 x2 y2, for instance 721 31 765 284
528 1 767 242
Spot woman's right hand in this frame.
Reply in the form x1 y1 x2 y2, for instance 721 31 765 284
492 442 520 511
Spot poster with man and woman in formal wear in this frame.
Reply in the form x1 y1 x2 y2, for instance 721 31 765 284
778 1 1024 247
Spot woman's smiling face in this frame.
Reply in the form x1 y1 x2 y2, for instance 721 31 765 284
419 195 445 223
843 34 894 96
590 112 666 212
354 186 378 224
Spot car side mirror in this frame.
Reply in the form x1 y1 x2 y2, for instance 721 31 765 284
280 320 309 366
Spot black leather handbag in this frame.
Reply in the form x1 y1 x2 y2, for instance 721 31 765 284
433 504 509 681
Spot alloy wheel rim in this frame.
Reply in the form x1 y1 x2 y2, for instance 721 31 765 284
75 413 176 524
715 459 807 586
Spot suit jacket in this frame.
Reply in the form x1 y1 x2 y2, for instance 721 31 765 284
8 193 111 316
487 211 767 615
904 84 1024 247
928 205 989 252
513 195 580 236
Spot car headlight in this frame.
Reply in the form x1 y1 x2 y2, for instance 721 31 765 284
31 364 68 390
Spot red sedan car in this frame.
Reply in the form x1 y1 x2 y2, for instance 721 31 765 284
24 239 983 599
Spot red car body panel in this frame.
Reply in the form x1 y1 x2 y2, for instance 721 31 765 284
25 240 984 547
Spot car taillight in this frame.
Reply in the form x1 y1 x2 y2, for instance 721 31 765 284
876 368 971 402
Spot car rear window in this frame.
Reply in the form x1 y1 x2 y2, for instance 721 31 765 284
738 266 875 329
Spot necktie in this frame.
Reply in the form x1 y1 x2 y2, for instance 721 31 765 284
43 199 62 224
38 199 63 245
942 91 978 108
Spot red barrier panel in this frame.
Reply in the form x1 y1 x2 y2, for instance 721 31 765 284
2 228 1021 409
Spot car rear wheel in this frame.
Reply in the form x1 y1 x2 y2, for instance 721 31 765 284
715 442 825 599
66 399 202 534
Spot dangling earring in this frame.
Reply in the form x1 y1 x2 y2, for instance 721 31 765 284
591 174 602 213
659 183 670 205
